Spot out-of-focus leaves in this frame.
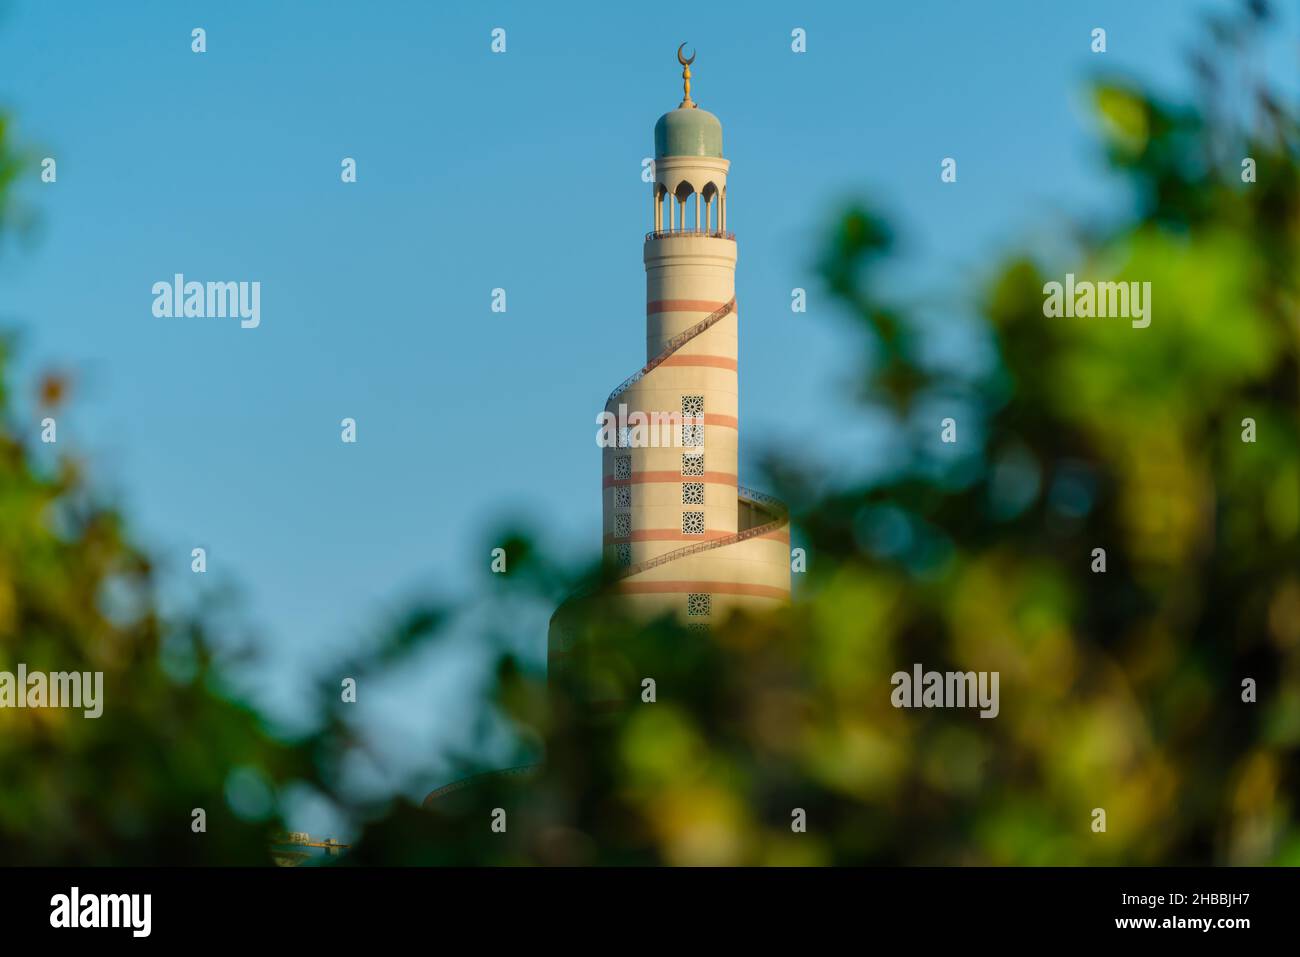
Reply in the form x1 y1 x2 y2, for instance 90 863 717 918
2 2 1297 867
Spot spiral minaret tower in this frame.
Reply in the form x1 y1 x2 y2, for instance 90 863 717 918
550 49 790 671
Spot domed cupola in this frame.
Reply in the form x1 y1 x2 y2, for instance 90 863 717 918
654 107 723 158
653 43 723 158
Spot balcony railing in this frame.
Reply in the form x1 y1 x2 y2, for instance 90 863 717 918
645 229 735 241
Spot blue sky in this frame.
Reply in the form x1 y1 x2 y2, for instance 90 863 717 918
0 0 1294 828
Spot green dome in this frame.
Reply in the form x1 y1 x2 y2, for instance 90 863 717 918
654 107 723 158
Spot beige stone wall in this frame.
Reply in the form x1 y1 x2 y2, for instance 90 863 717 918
603 232 739 567
644 235 737 357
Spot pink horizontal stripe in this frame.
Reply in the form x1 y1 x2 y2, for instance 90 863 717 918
604 471 738 487
603 525 790 547
601 413 737 430
647 299 728 315
617 580 790 600
604 529 732 545
658 355 738 371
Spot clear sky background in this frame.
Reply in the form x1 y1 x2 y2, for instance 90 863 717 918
0 0 1295 829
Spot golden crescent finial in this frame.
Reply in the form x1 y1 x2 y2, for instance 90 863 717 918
676 43 696 108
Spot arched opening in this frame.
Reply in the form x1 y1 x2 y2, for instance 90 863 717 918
701 182 719 234
673 182 694 233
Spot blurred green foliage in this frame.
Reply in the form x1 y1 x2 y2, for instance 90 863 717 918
1 1 1297 865
0 351 314 862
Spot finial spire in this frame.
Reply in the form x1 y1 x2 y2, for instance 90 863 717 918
676 43 696 108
